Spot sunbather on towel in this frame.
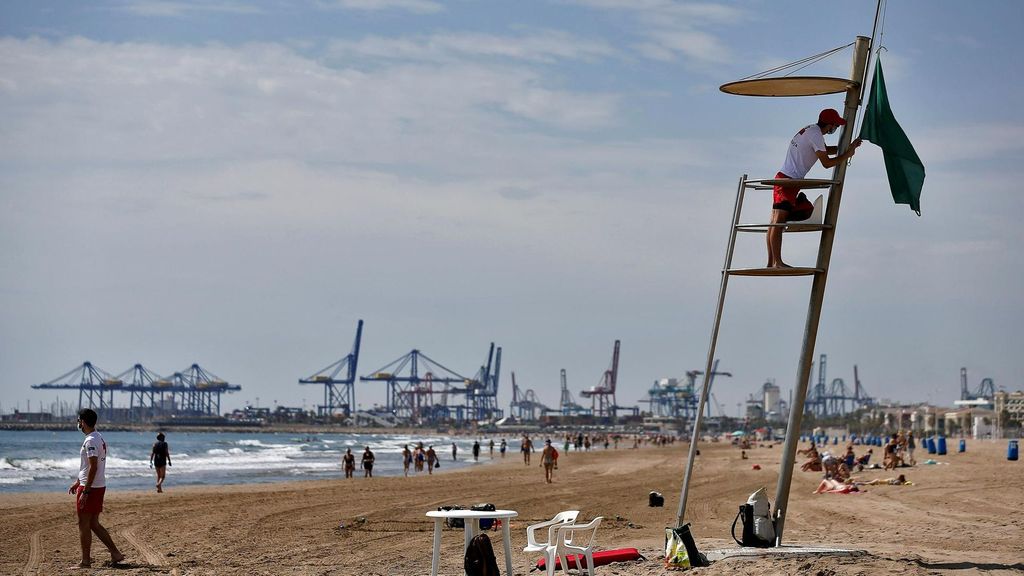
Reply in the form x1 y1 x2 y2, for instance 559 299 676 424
814 477 859 494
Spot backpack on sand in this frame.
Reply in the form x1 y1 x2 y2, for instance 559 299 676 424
464 533 499 576
731 488 775 548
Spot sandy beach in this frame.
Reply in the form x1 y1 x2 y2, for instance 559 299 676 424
2 438 1021 575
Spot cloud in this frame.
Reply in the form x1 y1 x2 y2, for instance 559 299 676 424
564 0 744 65
0 35 622 178
317 0 443 14
328 30 615 64
115 0 263 17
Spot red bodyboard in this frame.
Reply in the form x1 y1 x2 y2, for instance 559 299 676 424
534 548 642 571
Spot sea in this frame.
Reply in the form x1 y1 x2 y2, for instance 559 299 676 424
0 429 515 493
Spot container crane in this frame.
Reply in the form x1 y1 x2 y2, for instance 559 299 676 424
299 319 364 417
580 340 620 418
558 369 588 416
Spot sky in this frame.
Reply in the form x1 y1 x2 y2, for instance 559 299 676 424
1 0 1022 418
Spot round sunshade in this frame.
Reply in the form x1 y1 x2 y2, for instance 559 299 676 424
720 76 857 97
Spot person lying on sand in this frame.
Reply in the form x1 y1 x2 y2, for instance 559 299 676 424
814 477 859 494
855 474 912 486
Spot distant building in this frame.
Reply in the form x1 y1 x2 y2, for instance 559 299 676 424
1 410 54 423
994 390 1024 426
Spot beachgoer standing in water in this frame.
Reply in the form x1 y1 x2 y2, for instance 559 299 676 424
541 439 557 484
451 442 458 461
522 435 533 465
70 409 125 568
361 446 375 477
149 432 171 493
343 448 356 478
489 438 495 458
500 438 507 457
472 440 480 461
402 444 412 477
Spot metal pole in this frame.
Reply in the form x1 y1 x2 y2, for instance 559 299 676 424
773 36 871 545
676 174 747 526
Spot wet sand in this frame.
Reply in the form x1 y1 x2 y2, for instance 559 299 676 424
2 438 1021 575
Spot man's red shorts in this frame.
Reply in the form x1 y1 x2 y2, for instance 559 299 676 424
772 171 800 210
76 486 105 515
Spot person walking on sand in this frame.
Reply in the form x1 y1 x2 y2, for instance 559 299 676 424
767 108 861 268
541 439 557 484
426 445 438 475
500 438 507 458
149 432 171 493
472 440 480 462
521 435 533 465
70 409 125 568
361 446 375 478
343 448 356 478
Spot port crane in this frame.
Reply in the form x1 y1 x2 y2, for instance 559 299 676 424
298 319 364 417
580 340 620 418
960 367 995 402
558 369 588 416
509 372 549 421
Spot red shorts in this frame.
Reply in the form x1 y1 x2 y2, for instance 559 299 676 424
76 486 105 515
772 172 814 220
772 172 800 209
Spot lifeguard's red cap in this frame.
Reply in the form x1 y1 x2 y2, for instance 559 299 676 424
818 108 846 126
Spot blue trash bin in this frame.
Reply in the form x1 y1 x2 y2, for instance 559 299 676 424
937 436 947 455
1009 440 1019 461
927 437 936 454
959 439 966 453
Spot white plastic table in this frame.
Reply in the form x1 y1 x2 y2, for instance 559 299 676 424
426 508 518 576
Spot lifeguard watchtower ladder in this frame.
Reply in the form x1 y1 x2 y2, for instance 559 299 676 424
676 36 872 545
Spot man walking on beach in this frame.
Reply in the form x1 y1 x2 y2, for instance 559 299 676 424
70 408 125 568
767 108 861 268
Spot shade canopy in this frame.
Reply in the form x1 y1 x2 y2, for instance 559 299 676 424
720 76 858 97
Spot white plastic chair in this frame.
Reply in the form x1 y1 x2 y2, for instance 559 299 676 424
524 510 579 554
552 516 602 576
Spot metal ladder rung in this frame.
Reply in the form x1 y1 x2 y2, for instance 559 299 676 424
735 223 832 233
727 267 822 277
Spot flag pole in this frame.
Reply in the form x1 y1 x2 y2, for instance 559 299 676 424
772 35 872 546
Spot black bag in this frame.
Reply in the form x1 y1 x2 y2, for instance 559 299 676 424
470 503 496 530
464 533 499 576
648 491 665 507
666 523 708 567
440 505 464 529
731 504 772 548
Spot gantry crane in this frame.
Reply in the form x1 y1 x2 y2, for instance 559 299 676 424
580 340 620 418
509 372 549 421
298 319 364 417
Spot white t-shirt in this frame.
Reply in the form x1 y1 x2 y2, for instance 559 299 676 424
78 431 107 488
779 124 827 179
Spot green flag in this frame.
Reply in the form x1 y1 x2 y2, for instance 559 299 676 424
859 58 925 214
